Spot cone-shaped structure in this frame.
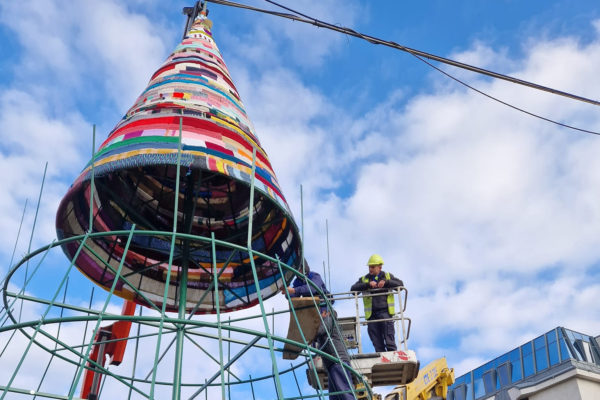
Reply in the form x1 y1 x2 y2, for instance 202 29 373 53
56 12 301 313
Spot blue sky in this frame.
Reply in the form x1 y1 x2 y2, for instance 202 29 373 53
1 0 600 395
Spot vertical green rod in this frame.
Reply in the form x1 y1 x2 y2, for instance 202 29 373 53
127 306 143 400
69 286 95 392
0 199 28 323
173 115 189 400
211 232 226 400
322 261 327 289
151 114 184 399
326 219 331 289
32 277 69 400
227 316 231 400
271 307 275 339
248 375 256 400
270 306 275 391
0 198 27 320
19 162 47 323
246 147 283 398
290 363 303 397
2 200 27 289
68 227 136 399
300 184 304 272
1 233 89 400
88 124 96 233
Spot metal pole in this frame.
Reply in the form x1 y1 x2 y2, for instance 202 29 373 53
355 291 362 354
246 147 283 398
326 219 331 290
398 288 408 351
32 277 69 400
127 306 143 400
88 124 96 233
248 375 256 400
228 316 231 400
211 231 226 400
322 261 326 289
19 162 47 323
300 185 304 272
152 113 185 399
0 200 27 296
290 363 303 398
174 115 192 400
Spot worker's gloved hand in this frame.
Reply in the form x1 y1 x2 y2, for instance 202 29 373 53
377 280 386 288
369 281 377 288
282 287 295 295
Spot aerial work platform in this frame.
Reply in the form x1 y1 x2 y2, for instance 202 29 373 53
307 349 419 389
283 289 419 389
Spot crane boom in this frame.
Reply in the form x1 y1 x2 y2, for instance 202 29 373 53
384 357 454 400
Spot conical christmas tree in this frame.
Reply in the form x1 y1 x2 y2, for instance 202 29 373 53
55 8 302 314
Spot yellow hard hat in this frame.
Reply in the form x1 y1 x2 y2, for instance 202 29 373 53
367 254 384 266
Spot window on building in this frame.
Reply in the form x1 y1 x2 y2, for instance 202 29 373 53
482 369 497 394
496 361 512 387
447 388 454 400
453 384 467 400
507 348 522 383
592 342 600 366
559 335 571 360
574 339 593 363
522 342 535 378
534 335 548 371
546 330 560 366
472 367 485 399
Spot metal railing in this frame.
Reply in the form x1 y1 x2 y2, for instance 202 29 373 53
328 288 411 354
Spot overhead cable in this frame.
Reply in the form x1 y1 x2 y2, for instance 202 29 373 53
204 0 600 135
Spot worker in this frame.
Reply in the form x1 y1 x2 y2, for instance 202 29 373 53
283 263 353 399
283 261 329 302
313 310 355 400
350 254 403 352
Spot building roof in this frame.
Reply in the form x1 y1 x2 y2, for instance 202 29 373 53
448 326 600 400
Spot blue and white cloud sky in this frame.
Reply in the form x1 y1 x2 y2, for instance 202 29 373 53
1 0 600 383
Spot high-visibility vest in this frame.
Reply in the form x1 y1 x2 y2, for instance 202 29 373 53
361 272 395 319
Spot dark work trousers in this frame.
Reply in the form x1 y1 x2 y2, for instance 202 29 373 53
367 309 397 352
327 362 354 400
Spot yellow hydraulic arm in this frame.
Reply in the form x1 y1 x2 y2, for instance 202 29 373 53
384 357 454 400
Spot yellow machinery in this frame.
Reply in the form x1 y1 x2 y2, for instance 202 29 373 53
384 357 454 400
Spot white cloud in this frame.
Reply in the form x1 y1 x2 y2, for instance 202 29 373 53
0 0 168 111
0 89 88 260
221 0 363 69
77 1 168 110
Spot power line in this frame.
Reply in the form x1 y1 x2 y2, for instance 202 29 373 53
205 0 600 136
410 49 600 136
